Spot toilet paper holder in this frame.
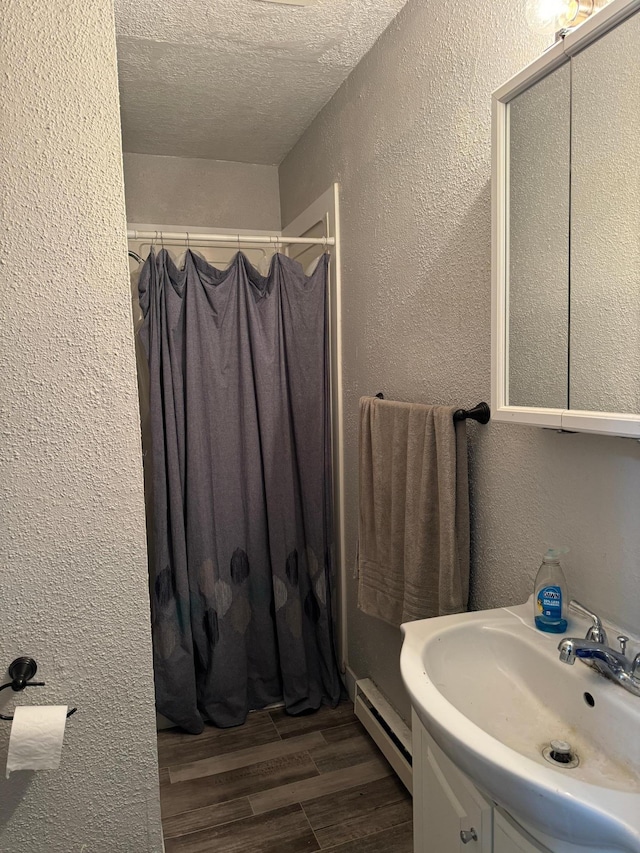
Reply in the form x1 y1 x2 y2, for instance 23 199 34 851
0 658 77 721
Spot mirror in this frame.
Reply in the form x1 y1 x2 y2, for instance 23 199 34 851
492 3 640 436
569 11 640 414
507 64 570 410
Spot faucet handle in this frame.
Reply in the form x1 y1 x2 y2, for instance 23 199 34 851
569 600 608 645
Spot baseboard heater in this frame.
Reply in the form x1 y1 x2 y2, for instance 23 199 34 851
354 678 413 794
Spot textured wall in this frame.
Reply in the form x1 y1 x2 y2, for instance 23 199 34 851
0 0 162 851
123 153 282 230
279 0 640 721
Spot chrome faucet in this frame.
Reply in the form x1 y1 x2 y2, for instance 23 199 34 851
557 600 640 698
568 600 608 645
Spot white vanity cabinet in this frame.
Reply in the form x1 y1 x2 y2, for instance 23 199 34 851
412 710 492 852
494 811 551 853
412 711 552 853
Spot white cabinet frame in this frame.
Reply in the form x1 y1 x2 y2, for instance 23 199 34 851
491 0 640 438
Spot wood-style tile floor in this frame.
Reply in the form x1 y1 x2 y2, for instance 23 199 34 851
158 702 413 852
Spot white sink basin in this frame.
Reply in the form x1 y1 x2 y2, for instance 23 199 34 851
400 602 640 852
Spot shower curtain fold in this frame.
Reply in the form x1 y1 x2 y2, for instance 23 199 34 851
137 249 342 733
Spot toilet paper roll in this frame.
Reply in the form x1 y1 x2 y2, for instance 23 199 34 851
6 705 68 778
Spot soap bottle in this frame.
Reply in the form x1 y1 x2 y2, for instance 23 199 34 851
534 548 568 633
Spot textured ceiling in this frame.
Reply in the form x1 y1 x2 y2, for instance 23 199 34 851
115 0 408 165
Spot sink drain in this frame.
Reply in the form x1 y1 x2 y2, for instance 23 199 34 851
542 739 579 769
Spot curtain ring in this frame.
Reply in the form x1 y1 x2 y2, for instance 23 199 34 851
186 231 190 250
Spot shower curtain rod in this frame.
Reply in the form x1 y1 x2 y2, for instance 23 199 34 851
126 229 335 247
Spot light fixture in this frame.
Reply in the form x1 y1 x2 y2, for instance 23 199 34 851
525 0 605 35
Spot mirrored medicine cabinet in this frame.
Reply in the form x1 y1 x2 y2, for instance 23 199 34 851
491 0 640 437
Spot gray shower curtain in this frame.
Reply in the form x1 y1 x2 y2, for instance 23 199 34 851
137 249 342 734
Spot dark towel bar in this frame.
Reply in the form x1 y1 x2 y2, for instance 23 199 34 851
374 394 490 425
453 402 491 424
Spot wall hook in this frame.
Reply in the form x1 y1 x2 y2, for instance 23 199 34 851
0 658 77 721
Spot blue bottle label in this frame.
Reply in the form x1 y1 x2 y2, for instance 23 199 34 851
537 585 562 619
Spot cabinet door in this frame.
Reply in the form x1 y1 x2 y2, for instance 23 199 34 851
494 809 551 853
412 712 492 853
